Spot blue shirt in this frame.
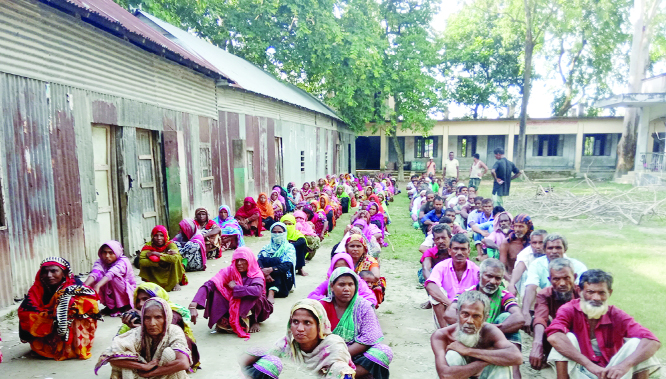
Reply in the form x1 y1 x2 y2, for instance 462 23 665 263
469 211 493 226
525 255 588 289
421 209 444 224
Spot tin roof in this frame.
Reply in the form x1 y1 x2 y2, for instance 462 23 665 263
136 10 343 122
42 0 224 78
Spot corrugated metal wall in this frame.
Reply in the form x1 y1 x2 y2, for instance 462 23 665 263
0 0 217 119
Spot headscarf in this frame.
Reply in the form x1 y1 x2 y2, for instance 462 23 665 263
142 225 173 253
307 253 377 306
90 241 136 303
95 297 192 375
259 223 297 281
212 205 245 247
179 218 206 266
291 187 303 203
336 185 350 200
210 247 264 339
280 214 305 242
318 194 331 212
507 213 534 246
293 210 316 236
323 268 359 343
236 197 262 219
492 211 514 231
256 193 274 218
117 282 194 341
19 257 99 342
367 195 384 212
194 207 216 230
351 219 378 245
271 189 285 209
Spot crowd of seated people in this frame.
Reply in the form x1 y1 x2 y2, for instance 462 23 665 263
409 170 661 379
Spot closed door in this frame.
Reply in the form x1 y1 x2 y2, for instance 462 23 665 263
487 135 505 161
92 125 115 243
275 137 284 186
136 130 161 241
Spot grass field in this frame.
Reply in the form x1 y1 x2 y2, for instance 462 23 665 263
384 178 666 360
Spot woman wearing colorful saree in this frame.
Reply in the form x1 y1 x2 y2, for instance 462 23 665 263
190 247 273 337
318 194 336 233
240 299 355 379
257 223 296 303
270 190 285 221
301 182 315 201
19 257 100 361
320 268 392 379
85 240 136 316
256 193 275 231
294 210 321 260
139 226 187 292
363 186 374 200
236 197 263 237
345 235 387 306
117 282 200 372
308 253 377 307
96 297 192 379
212 205 245 251
194 207 222 259
172 219 207 272
280 214 308 276
302 203 328 240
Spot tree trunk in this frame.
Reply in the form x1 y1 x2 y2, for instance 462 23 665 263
616 0 648 176
517 42 534 170
391 133 405 180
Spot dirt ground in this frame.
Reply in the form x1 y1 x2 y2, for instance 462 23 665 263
0 202 655 378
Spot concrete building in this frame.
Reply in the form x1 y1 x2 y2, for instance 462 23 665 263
0 0 353 307
358 117 626 174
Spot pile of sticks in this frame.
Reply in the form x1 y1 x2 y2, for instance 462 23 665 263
504 175 666 226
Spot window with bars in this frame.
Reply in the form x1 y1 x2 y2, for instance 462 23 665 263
534 135 563 156
458 136 477 157
200 145 213 192
415 136 437 158
247 151 254 180
584 134 612 156
325 152 328 171
300 151 305 172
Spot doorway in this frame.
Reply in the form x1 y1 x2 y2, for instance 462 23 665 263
275 137 284 186
136 129 163 241
92 125 118 244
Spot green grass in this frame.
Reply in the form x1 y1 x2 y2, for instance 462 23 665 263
385 179 666 359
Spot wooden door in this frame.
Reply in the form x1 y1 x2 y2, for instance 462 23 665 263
92 125 115 243
275 137 284 186
136 130 161 241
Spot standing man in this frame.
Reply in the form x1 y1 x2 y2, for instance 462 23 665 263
469 153 488 189
443 151 459 187
426 157 437 177
491 147 521 207
546 270 661 379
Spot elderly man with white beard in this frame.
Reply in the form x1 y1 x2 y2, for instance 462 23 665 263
431 290 522 379
546 270 661 379
443 258 524 379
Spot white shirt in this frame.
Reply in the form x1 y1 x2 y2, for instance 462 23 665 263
421 233 434 248
443 159 459 178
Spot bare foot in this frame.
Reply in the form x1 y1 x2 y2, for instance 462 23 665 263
172 284 182 291
297 269 309 276
267 290 276 304
420 301 432 309
249 324 261 333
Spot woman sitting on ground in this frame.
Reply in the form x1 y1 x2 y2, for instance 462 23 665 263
308 253 378 307
363 186 374 200
303 202 328 239
351 216 382 254
270 189 285 221
236 197 263 237
190 247 273 338
320 268 392 378
281 214 308 276
366 202 386 246
257 222 296 303
19 257 100 361
291 186 303 204
194 207 222 259
256 193 275 231
240 299 355 379
345 235 386 305
273 185 294 213
294 210 321 260
139 226 187 292
85 240 136 316
213 205 245 251
301 182 315 201
96 298 192 379
172 219 207 272
117 282 200 372
317 195 336 233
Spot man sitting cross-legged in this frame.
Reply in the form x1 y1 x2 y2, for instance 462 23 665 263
418 224 452 309
546 269 661 379
425 234 479 328
528 258 580 371
443 258 524 379
431 290 522 379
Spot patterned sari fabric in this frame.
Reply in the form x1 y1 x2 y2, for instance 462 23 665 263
346 235 387 305
96 297 192 379
320 268 392 378
176 218 207 271
245 299 355 379
18 257 100 361
213 205 246 248
140 226 188 291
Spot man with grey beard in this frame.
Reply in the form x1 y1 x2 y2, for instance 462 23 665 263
431 290 522 379
443 258 524 379
528 258 580 370
546 270 661 379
